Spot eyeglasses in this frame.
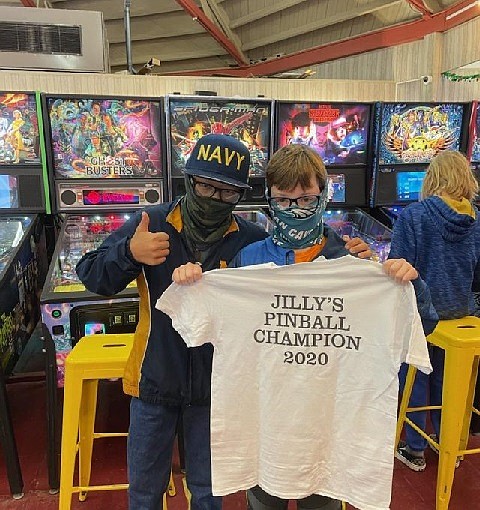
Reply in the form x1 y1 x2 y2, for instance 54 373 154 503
267 194 323 210
190 177 243 204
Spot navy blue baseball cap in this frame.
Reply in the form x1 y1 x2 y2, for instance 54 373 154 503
185 134 251 189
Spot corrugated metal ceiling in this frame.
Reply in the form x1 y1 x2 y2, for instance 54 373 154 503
0 0 477 77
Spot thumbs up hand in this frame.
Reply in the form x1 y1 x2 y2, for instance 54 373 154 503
129 212 170 265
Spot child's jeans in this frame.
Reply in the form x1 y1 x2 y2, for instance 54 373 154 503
399 345 445 451
128 397 221 510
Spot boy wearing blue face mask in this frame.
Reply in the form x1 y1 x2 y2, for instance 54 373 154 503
172 143 438 510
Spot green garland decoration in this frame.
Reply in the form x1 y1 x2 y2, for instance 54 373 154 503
442 71 480 82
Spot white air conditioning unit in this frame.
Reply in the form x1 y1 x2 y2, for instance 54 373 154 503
0 6 109 73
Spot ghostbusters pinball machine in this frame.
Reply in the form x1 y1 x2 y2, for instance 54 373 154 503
0 91 49 498
40 94 166 490
371 101 470 233
274 100 391 261
166 94 273 229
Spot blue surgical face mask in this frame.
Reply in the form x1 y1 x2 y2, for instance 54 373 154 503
268 182 329 249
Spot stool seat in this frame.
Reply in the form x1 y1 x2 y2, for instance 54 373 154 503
396 317 480 510
427 316 480 349
59 333 175 509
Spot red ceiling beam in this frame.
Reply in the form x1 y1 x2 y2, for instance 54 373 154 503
174 0 248 67
406 0 433 18
164 0 480 77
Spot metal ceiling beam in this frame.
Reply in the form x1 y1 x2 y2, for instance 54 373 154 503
422 0 442 12
174 0 248 66
406 0 433 17
163 0 480 77
199 0 248 63
230 0 308 29
243 0 403 51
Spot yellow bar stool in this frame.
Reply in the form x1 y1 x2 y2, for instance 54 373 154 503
396 317 480 510
58 333 175 509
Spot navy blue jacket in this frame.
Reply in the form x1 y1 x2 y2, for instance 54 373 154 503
76 201 268 405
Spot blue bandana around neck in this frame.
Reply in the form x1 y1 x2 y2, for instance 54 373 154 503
269 184 329 249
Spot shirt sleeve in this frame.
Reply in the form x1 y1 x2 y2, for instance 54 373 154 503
399 285 432 375
156 280 216 348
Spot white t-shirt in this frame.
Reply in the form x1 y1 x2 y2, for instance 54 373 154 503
156 256 432 510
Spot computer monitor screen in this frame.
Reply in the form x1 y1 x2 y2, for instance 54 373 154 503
328 174 346 203
396 171 425 202
0 175 18 208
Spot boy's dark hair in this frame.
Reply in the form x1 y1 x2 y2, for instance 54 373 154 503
266 144 327 191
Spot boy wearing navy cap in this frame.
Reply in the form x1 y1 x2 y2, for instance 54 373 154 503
76 134 371 510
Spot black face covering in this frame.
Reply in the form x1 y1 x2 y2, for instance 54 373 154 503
180 175 236 252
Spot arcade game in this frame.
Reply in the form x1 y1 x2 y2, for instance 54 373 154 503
40 95 166 489
0 91 49 497
0 91 49 371
166 94 273 210
41 94 166 380
371 102 470 231
275 101 391 261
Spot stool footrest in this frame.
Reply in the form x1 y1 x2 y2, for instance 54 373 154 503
459 446 480 456
404 417 437 446
92 432 128 439
72 483 129 493
406 405 442 412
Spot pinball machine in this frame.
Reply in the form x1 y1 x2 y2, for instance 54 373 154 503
165 94 274 228
274 100 392 261
371 101 471 231
40 93 166 489
0 91 49 497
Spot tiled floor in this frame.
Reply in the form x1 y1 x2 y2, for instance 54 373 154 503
1 379 480 509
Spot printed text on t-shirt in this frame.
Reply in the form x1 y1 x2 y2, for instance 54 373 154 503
253 294 361 365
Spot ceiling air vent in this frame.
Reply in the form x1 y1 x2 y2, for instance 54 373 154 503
0 6 108 72
0 22 82 55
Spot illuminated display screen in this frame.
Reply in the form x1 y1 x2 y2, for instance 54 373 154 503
0 175 18 208
379 103 465 165
82 189 140 206
84 322 106 335
47 97 163 178
328 174 346 203
396 171 425 202
168 97 271 177
276 102 371 166
0 92 40 165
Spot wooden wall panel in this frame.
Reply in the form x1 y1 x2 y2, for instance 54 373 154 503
443 17 480 74
310 48 395 81
0 70 396 101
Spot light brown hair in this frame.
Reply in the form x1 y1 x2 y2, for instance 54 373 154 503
266 144 327 191
421 150 478 201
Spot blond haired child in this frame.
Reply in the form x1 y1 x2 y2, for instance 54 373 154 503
393 150 480 470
